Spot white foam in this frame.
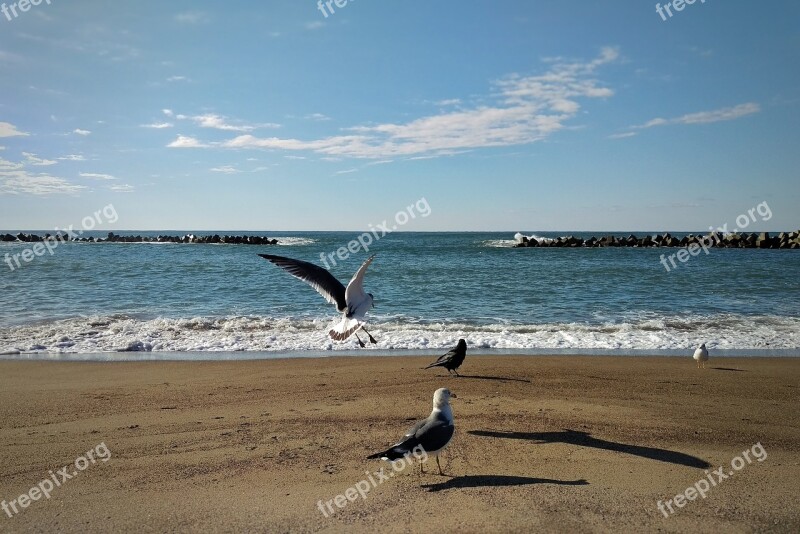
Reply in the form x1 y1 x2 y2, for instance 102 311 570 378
274 237 316 246
514 233 557 244
1 314 797 355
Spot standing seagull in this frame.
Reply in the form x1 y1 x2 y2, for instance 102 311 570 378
693 343 709 368
258 254 377 347
424 339 467 376
367 388 456 475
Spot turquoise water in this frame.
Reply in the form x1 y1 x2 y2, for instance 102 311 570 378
1 231 798 356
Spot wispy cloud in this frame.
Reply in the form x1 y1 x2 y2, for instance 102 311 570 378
635 103 760 129
305 21 325 30
22 152 57 166
435 99 462 106
175 113 280 132
167 48 620 159
167 135 209 148
0 121 28 137
141 122 174 129
166 75 190 83
175 11 210 25
57 154 87 161
0 157 84 195
608 132 637 139
79 172 116 180
209 165 240 174
73 128 91 136
0 50 23 63
305 113 331 121
109 184 135 193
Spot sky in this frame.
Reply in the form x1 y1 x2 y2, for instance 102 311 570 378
0 0 798 232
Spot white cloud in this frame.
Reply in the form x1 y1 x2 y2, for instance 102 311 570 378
141 122 174 129
57 154 87 161
109 184 135 193
166 135 209 148
0 157 22 171
73 128 91 136
635 103 760 129
191 113 251 131
22 152 57 166
210 165 240 174
177 48 620 159
305 21 325 30
0 121 28 137
163 109 174 117
166 75 189 83
608 132 638 139
0 157 84 195
305 113 331 121
435 99 462 106
166 113 281 133
335 168 358 175
79 172 116 180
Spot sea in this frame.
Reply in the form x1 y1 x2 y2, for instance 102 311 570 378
1 231 798 360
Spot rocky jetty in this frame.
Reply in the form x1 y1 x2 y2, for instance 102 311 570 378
513 231 800 249
1 232 279 245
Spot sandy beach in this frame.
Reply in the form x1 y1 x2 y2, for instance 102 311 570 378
0 355 798 533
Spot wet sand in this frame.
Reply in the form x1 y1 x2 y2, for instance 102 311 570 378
0 355 798 533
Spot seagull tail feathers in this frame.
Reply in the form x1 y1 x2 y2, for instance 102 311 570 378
329 317 362 341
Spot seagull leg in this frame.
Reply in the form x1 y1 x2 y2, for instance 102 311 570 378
454 369 460 377
436 455 444 476
361 326 378 344
354 333 365 348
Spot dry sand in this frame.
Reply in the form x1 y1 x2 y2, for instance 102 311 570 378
0 355 798 533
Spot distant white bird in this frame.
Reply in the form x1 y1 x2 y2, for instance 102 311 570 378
367 388 456 475
693 343 709 368
258 254 377 347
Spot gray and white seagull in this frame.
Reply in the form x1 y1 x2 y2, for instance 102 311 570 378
367 388 456 475
258 254 377 347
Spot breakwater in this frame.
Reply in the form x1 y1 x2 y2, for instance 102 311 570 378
1 233 279 245
514 231 800 249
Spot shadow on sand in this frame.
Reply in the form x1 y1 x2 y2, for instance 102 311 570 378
446 374 532 383
468 429 710 469
712 367 747 372
421 474 588 492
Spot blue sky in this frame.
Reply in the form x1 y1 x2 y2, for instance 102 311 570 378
0 0 798 232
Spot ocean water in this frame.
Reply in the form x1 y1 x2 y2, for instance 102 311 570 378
1 231 798 358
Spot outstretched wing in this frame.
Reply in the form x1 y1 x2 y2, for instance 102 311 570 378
344 255 375 306
258 254 346 311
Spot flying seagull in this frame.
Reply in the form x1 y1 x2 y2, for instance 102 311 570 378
693 343 709 368
258 254 377 347
367 388 456 475
424 339 467 376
